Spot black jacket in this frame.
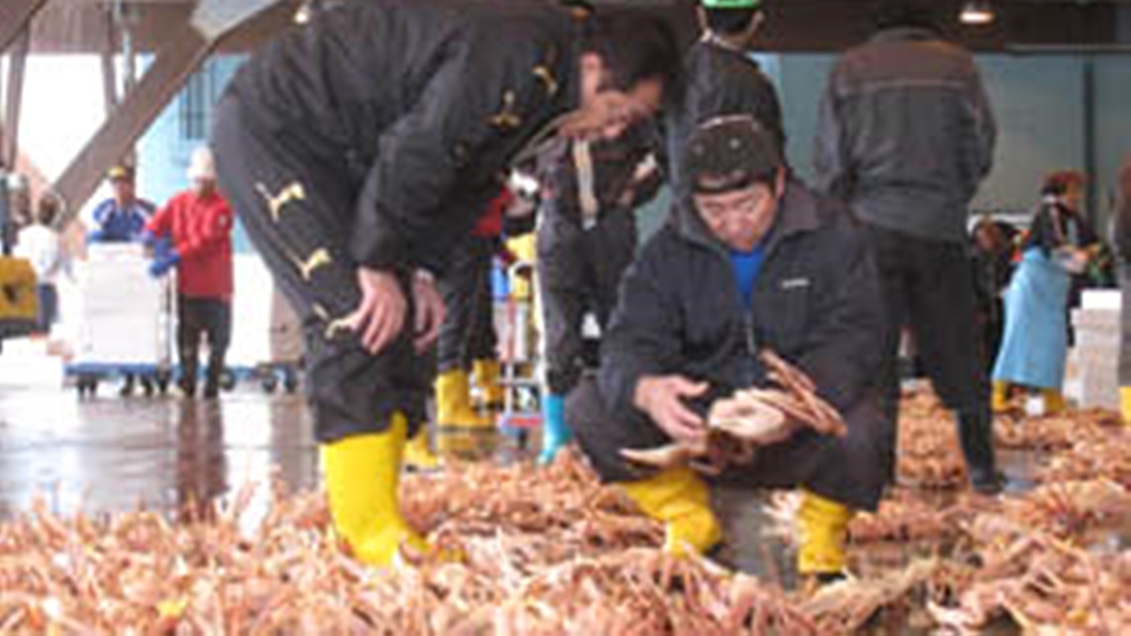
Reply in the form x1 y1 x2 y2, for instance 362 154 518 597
665 38 785 193
599 179 884 421
814 27 996 244
225 0 581 273
538 124 663 226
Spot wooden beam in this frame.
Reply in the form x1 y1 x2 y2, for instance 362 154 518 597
54 21 212 219
100 5 119 114
0 0 50 55
3 28 31 170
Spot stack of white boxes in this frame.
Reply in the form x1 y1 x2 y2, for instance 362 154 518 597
74 243 170 367
1070 289 1121 410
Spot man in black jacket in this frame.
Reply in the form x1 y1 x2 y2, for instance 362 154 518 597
666 0 784 195
813 0 1000 493
568 117 890 582
211 0 679 567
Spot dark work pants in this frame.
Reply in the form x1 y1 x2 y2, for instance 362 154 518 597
436 235 497 373
567 378 890 512
537 209 636 395
177 295 231 392
865 224 995 476
212 95 425 442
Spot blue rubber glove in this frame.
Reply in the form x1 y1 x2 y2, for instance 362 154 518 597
141 231 160 249
86 229 105 244
148 250 181 278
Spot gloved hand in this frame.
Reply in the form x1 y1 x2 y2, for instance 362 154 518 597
148 250 180 278
86 229 105 244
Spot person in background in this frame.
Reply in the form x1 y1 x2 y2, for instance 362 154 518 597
813 0 1000 493
535 123 663 465
666 0 784 196
1116 156 1131 424
147 147 234 400
992 171 1099 415
15 193 67 335
971 217 1016 373
88 165 155 243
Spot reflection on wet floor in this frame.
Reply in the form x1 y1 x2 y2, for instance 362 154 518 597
0 385 1073 588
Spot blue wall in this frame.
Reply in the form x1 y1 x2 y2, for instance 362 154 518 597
135 51 1131 247
136 55 250 251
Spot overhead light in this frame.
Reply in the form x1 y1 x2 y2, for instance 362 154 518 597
293 1 314 24
960 1 996 26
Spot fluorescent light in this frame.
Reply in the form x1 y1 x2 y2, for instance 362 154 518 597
960 1 995 26
293 3 312 24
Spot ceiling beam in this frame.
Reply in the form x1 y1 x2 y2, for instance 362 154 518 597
3 28 32 170
51 1 297 221
0 0 51 54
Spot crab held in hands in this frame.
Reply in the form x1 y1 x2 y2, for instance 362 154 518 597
621 350 848 475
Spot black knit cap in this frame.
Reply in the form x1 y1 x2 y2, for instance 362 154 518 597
684 116 783 194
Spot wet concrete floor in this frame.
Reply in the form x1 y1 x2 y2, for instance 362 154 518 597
0 381 1050 589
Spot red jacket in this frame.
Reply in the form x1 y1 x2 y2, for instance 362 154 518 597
472 189 513 238
147 190 234 300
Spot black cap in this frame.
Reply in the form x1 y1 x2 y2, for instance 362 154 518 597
684 115 783 195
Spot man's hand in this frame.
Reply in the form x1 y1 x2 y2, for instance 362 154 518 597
633 375 709 445
412 270 445 353
345 267 406 355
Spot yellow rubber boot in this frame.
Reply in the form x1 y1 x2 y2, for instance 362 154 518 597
403 425 441 470
797 490 855 579
620 466 722 556
991 380 1011 413
1121 387 1131 426
435 369 493 429
1041 388 1068 415
472 358 506 409
321 413 429 567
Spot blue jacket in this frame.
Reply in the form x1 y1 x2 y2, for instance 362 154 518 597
89 198 156 243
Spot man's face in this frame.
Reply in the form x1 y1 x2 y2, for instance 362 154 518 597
112 178 135 204
693 171 784 252
193 177 216 198
564 54 664 140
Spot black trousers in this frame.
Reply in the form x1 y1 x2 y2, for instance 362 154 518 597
436 235 497 373
865 225 989 417
212 95 426 442
567 378 891 512
177 295 231 389
536 209 636 395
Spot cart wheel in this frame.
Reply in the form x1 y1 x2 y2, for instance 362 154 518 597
283 371 300 394
221 370 237 392
261 374 279 394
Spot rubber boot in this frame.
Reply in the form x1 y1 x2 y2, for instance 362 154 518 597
472 358 506 410
537 393 571 465
957 408 1003 494
796 490 854 583
620 466 722 556
1121 387 1131 426
991 380 1011 413
403 425 441 471
1041 388 1067 415
435 369 493 430
321 413 429 567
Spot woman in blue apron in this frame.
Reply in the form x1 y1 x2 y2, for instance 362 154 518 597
993 171 1097 414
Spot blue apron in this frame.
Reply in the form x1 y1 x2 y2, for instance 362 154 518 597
992 247 1071 389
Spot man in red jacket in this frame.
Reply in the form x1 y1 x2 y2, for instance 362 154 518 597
147 147 235 399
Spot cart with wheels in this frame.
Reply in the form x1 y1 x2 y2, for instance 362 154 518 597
65 243 173 397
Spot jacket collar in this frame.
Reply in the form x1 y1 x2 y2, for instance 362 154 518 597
671 178 823 258
870 26 938 44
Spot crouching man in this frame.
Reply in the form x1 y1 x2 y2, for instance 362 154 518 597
568 116 892 582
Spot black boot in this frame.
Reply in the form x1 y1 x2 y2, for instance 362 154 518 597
957 408 1003 494
179 357 199 399
203 362 222 400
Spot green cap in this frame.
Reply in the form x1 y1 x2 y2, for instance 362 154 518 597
701 0 762 9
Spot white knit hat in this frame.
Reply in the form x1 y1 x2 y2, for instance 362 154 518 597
187 146 216 181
